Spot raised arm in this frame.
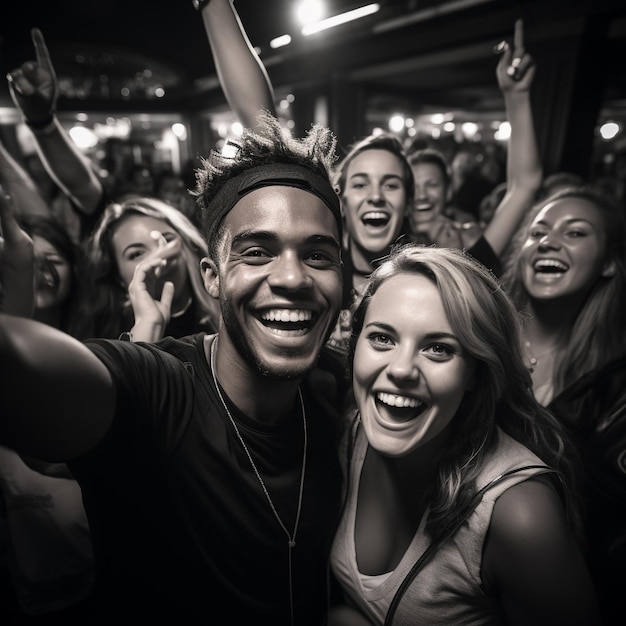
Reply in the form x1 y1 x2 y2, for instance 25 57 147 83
7 28 104 217
483 19 543 257
199 0 277 132
0 187 35 317
0 134 50 219
0 314 115 462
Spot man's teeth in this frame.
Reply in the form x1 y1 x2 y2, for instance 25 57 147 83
377 392 421 408
261 309 312 323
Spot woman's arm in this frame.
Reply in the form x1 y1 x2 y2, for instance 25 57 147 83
0 187 35 317
0 137 50 220
483 478 601 625
483 19 543 257
199 0 277 132
7 28 104 217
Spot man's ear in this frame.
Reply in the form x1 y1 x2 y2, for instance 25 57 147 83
201 257 220 299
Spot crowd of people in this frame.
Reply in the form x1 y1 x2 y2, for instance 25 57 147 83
0 1 624 624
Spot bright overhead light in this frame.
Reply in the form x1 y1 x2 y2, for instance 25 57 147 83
295 1 324 26
69 126 99 150
270 34 292 49
302 3 380 36
600 121 620 140
389 114 405 133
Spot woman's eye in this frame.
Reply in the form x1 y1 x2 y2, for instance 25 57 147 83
367 332 394 348
426 343 454 359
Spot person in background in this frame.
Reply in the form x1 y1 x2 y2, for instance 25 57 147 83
501 184 626 624
112 162 155 201
7 28 106 244
406 19 543 274
72 196 220 342
0 111 346 623
19 214 82 334
328 244 600 625
536 170 585 200
331 133 413 300
0 191 94 625
448 146 498 222
153 167 199 224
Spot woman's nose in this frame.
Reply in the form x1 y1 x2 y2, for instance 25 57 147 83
387 349 420 382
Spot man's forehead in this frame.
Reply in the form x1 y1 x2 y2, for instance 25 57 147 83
204 162 342 246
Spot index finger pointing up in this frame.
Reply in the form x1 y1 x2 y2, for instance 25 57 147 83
513 18 525 56
31 28 55 76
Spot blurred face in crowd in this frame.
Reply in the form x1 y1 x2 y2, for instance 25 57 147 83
342 149 407 256
519 196 615 305
33 235 73 312
157 174 187 211
409 161 449 228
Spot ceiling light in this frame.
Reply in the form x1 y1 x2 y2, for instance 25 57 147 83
270 34 292 49
302 4 380 36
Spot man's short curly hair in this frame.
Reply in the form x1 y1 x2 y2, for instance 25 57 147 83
192 111 340 258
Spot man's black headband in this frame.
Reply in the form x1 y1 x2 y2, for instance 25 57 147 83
204 163 342 244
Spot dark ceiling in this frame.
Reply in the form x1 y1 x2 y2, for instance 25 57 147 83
2 0 626 129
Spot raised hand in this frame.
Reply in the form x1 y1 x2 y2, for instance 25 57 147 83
6 28 59 126
127 231 180 342
0 186 35 316
495 19 536 94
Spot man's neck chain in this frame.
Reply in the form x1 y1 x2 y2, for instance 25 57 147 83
209 336 306 625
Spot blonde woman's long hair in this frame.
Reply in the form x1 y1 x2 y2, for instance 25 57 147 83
349 243 586 544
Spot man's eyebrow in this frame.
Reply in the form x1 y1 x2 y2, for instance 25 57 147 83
230 231 340 251
230 230 276 246
306 234 341 252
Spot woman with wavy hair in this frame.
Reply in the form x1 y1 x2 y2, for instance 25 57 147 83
73 196 220 341
329 244 599 625
501 184 626 624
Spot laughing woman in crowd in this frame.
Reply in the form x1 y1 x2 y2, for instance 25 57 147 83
501 184 626 624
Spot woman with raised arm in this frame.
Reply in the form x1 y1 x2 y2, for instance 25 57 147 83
501 184 626 624
406 19 543 276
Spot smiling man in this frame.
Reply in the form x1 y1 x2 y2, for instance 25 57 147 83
0 112 345 624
